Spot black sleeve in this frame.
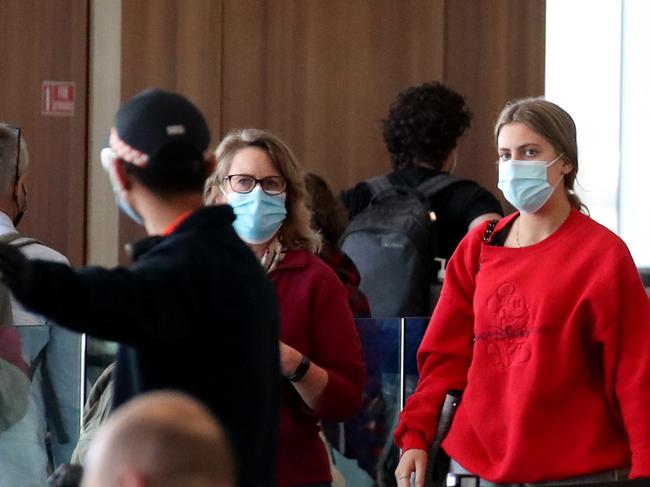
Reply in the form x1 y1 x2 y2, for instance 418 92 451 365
340 182 372 219
434 180 503 229
21 255 200 348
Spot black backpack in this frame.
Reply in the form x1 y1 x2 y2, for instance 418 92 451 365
340 174 461 318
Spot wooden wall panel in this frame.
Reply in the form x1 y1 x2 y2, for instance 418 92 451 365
444 0 546 210
120 0 223 258
221 0 446 191
0 0 89 266
119 0 545 253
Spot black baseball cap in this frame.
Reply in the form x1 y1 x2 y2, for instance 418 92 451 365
109 88 210 168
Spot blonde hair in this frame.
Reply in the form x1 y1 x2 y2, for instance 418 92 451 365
494 97 587 213
208 129 321 253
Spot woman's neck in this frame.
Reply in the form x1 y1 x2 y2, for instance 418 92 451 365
516 194 573 247
249 242 269 259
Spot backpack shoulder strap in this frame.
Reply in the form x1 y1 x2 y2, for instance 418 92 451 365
365 175 392 197
416 173 463 199
0 232 41 249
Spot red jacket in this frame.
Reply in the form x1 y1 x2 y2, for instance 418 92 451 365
395 210 650 482
271 249 366 486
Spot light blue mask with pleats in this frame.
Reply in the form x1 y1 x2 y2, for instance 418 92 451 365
227 186 287 244
498 153 564 213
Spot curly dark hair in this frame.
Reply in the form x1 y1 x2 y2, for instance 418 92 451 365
382 81 472 170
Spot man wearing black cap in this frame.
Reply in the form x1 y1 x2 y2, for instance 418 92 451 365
0 89 280 487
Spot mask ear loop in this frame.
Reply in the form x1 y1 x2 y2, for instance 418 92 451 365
545 152 565 168
547 153 566 189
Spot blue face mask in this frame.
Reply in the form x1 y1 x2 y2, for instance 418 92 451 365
116 193 144 225
498 154 564 214
101 147 145 225
227 187 287 244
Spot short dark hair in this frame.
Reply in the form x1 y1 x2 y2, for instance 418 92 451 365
124 142 211 196
382 81 472 170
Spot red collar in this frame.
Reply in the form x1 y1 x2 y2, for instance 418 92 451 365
162 210 193 236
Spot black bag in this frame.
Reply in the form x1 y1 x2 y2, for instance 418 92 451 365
341 174 461 318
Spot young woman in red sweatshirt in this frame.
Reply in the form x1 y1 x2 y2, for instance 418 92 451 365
394 98 650 486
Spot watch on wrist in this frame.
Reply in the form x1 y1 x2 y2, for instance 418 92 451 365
286 354 311 382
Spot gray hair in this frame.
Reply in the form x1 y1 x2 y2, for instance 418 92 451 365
0 123 29 196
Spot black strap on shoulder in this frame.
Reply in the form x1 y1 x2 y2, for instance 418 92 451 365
0 232 41 249
416 173 462 199
366 175 392 197
481 219 499 244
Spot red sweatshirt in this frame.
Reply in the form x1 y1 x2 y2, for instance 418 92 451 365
395 209 650 483
271 249 366 487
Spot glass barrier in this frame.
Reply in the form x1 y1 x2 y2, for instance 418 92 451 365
324 317 429 487
0 324 82 485
14 317 428 485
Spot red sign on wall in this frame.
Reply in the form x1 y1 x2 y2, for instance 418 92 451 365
42 81 75 116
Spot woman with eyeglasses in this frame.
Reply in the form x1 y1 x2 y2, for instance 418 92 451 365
393 98 650 486
205 129 366 487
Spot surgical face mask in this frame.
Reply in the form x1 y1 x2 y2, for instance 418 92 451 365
227 186 287 244
498 153 564 214
101 148 145 225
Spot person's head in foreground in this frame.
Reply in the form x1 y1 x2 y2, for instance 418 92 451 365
82 391 236 487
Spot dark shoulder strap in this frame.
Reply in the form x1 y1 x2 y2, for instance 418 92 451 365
0 232 41 249
365 175 392 197
481 219 499 244
416 173 462 198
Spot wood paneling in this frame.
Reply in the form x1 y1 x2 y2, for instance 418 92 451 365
444 0 546 210
120 0 223 258
118 0 545 252
221 0 446 191
0 0 89 266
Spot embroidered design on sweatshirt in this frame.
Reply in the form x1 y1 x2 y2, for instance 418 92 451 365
481 282 532 369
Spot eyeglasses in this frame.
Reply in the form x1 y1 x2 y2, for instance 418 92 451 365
223 174 286 195
7 125 20 186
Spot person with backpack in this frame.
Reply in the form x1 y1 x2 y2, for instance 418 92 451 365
0 123 81 487
0 90 281 487
394 98 650 486
340 81 503 318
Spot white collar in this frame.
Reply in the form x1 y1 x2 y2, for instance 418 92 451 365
0 211 17 235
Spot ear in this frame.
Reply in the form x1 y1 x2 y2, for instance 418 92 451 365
14 173 28 208
560 156 574 175
113 158 132 190
205 182 227 205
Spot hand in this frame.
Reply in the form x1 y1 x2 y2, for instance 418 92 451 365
279 341 302 377
395 448 427 487
0 242 31 297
